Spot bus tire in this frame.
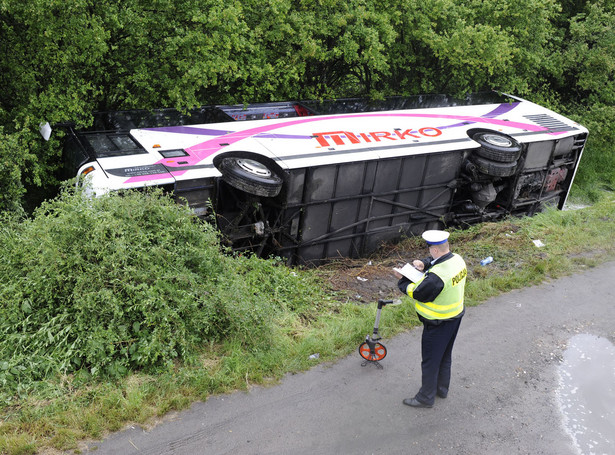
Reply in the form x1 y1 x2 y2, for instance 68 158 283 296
472 131 522 163
470 155 518 177
218 156 283 197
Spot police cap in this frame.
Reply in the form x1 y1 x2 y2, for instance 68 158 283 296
422 230 450 245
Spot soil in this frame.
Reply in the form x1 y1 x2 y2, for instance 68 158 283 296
315 243 437 304
316 220 528 304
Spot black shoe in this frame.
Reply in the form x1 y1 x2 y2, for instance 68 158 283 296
437 391 448 398
403 397 433 408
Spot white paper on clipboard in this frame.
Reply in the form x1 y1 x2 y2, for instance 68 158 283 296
393 263 425 283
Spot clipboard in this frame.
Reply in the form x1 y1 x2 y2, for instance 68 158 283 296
393 263 425 283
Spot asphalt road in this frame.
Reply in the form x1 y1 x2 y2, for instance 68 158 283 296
86 261 615 455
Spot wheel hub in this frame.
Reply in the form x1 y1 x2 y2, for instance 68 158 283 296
236 158 272 177
481 134 513 147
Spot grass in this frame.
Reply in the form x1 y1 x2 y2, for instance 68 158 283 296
1 192 614 454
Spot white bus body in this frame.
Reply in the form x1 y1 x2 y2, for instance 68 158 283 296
63 93 588 264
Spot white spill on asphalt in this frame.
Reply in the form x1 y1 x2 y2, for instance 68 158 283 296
556 334 615 454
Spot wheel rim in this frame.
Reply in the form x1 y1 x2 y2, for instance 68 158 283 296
235 158 272 177
359 343 371 360
481 133 513 148
373 344 387 360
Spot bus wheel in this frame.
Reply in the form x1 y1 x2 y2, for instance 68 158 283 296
470 155 518 177
218 156 283 197
472 131 522 163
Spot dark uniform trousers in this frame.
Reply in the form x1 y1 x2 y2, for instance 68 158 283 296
415 316 463 405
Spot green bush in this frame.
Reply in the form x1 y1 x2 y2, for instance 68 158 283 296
569 104 615 200
0 188 323 401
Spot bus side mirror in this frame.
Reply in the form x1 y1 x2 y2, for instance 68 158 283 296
39 122 52 141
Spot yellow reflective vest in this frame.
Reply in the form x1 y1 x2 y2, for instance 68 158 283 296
409 253 466 320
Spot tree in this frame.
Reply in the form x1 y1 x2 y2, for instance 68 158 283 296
0 0 109 211
386 0 560 96
560 1 615 105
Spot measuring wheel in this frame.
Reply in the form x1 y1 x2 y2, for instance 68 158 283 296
358 299 399 369
359 341 387 363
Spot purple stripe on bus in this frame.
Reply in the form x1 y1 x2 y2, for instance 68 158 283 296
143 126 233 136
436 103 520 131
482 102 518 118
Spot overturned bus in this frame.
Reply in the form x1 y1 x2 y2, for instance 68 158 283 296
61 92 587 264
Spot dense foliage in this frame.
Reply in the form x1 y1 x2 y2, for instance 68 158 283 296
1 0 615 211
0 188 326 400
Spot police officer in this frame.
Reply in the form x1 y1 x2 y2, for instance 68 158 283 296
393 230 467 408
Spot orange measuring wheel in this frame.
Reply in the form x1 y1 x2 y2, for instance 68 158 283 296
359 341 387 362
